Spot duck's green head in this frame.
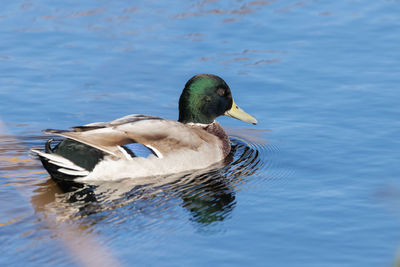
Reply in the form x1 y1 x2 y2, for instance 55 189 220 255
178 74 257 125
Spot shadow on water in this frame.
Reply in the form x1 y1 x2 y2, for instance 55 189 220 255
30 138 264 228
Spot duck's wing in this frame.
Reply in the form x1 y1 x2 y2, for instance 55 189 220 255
44 115 215 159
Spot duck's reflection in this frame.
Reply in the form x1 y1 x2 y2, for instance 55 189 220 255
182 180 236 225
31 139 261 227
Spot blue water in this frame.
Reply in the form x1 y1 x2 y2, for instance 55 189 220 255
1 1 400 266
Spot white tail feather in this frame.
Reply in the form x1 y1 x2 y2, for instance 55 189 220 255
47 160 86 171
58 168 90 176
31 149 89 176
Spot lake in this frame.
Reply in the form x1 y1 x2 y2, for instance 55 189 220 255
1 1 400 266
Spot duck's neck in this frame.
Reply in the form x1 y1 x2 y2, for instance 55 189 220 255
184 121 215 127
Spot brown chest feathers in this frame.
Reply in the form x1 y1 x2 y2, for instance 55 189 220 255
204 122 231 158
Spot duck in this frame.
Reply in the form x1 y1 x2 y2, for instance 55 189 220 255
32 74 257 182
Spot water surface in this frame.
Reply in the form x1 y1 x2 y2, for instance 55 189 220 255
1 1 400 266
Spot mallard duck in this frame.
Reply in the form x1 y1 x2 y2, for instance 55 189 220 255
32 74 257 182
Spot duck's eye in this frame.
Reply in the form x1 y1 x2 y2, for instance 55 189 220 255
216 88 225 96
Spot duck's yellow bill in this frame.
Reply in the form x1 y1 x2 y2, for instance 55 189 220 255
224 99 257 125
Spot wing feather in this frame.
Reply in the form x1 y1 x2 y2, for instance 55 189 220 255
43 116 216 159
